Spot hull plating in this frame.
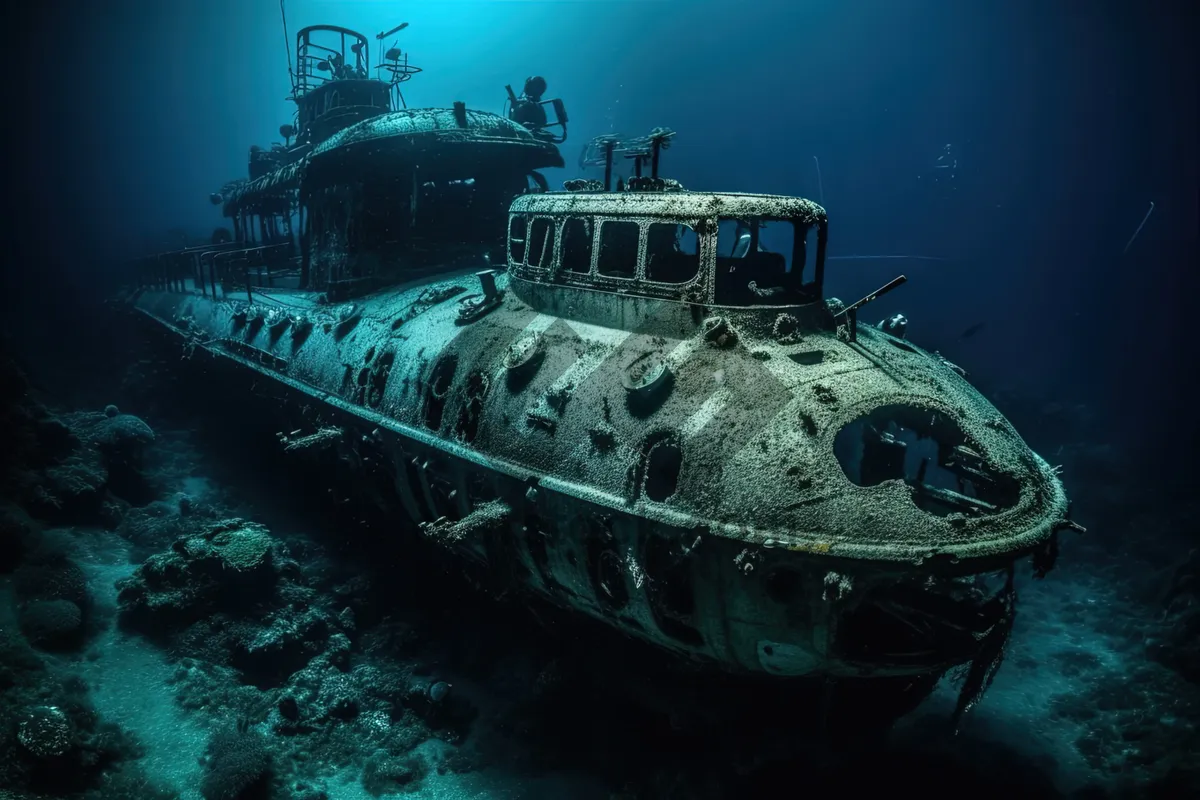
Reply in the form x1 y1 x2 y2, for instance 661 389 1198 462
128 269 1068 679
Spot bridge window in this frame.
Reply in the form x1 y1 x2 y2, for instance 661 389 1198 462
561 217 594 274
528 217 557 270
714 217 805 306
508 216 527 265
597 221 640 279
645 223 700 284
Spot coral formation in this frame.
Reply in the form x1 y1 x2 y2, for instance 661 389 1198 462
199 721 271 800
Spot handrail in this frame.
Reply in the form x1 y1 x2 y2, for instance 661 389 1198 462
212 243 296 300
131 242 297 296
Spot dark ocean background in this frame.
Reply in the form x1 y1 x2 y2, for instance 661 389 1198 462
2 1 1197 798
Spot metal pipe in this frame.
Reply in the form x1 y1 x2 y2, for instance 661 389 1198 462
604 140 614 192
300 202 311 288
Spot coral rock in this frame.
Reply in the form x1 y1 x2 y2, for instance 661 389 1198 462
19 599 83 650
17 706 73 759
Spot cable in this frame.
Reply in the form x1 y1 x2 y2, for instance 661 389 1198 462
280 0 295 94
1122 201 1155 254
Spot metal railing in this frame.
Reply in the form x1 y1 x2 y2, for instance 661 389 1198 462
213 243 298 302
133 242 297 302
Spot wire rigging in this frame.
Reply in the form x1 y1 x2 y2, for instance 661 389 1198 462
1122 201 1155 254
280 0 295 94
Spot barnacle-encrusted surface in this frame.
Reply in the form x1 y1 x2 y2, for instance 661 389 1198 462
136 259 1066 565
222 106 563 214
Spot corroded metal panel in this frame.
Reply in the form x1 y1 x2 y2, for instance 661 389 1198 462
129 185 1072 686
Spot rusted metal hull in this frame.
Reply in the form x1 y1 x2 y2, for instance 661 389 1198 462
126 266 1066 681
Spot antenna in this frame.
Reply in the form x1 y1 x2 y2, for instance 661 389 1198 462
373 22 420 109
375 22 409 72
279 0 295 94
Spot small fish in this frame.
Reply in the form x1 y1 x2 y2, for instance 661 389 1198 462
959 322 986 340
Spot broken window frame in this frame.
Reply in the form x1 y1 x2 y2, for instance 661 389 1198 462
511 214 559 278
710 215 812 308
644 221 703 286
508 214 528 267
595 219 644 282
557 216 597 279
525 215 558 274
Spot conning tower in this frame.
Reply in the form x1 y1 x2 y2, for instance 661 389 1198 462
290 24 420 146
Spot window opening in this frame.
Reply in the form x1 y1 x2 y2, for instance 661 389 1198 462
527 217 556 270
645 223 700 284
508 215 527 265
561 217 594 274
714 217 805 306
597 221 640 279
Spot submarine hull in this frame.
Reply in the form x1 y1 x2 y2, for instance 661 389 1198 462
125 268 1057 682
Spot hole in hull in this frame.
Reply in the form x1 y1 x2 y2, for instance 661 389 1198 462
366 351 395 409
833 404 1020 516
455 371 490 443
644 534 704 647
634 432 683 503
837 571 1012 669
584 515 629 611
788 350 825 366
765 567 806 605
645 441 682 502
424 354 459 431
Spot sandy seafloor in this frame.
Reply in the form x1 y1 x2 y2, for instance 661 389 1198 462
43 524 1200 798
2 362 1196 799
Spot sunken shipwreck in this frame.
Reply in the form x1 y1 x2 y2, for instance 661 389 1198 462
121 19 1084 742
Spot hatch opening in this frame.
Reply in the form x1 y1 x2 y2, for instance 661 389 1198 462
644 441 682 502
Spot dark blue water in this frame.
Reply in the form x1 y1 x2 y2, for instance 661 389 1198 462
3 0 1196 797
